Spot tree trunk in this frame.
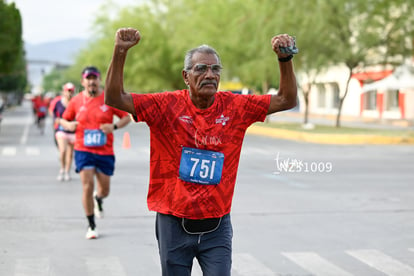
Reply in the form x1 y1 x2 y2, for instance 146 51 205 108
303 92 310 125
302 83 311 125
335 69 353 128
335 97 344 128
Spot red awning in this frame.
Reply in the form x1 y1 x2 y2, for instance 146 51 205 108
352 70 393 82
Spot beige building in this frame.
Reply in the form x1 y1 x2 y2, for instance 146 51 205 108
297 61 414 125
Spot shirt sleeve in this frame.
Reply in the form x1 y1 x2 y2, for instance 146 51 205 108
237 94 271 125
131 92 165 125
111 106 129 119
62 98 76 121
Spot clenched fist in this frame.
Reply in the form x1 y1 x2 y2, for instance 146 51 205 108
271 34 295 58
115 27 141 51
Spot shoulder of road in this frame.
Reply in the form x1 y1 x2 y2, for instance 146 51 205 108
247 124 414 145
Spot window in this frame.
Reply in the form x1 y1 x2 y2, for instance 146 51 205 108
330 83 340 108
363 91 377 110
385 90 399 111
317 84 326 108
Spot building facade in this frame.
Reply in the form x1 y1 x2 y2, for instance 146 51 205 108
297 61 414 125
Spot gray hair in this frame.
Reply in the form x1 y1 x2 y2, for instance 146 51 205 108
183 44 221 71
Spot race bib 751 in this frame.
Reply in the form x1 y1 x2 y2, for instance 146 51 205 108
179 147 224 185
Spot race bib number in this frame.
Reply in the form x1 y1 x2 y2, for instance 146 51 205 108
84 129 106 147
179 147 224 185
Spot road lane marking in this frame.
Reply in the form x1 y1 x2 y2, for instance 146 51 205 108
20 117 31 145
15 257 50 276
152 253 202 276
85 256 126 276
152 252 274 276
282 251 353 276
347 249 414 276
0 147 42 156
25 147 40 156
10 250 414 275
233 253 275 276
2 147 16 156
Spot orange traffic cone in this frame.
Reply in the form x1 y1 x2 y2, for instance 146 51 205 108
122 132 131 149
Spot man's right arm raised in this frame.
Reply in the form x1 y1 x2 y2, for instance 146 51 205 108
104 28 141 116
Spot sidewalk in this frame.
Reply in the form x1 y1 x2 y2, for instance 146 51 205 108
267 110 413 130
247 111 414 145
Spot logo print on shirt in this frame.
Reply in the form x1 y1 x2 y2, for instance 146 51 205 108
100 105 109 112
194 129 222 148
179 115 193 124
215 114 229 126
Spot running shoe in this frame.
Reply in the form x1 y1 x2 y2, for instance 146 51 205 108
56 171 64 181
93 191 104 218
64 172 71 181
85 227 98 239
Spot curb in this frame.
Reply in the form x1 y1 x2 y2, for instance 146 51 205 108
247 125 414 145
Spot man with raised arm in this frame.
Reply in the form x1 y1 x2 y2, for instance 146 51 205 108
105 27 297 276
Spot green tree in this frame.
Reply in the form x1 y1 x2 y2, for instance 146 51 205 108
51 0 414 130
70 0 295 93
319 0 414 127
219 0 286 93
280 0 335 125
42 66 80 94
0 1 27 96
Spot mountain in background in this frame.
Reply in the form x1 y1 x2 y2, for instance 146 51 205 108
25 38 88 65
24 38 88 91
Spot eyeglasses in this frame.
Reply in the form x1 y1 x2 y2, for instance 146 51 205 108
191 64 222 75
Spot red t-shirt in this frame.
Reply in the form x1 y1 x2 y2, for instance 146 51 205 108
48 95 61 114
132 89 270 219
49 95 62 130
34 98 48 117
63 91 129 155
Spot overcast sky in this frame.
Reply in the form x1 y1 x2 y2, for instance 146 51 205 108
10 0 142 44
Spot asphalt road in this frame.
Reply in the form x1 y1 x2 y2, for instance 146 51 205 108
1 101 413 276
